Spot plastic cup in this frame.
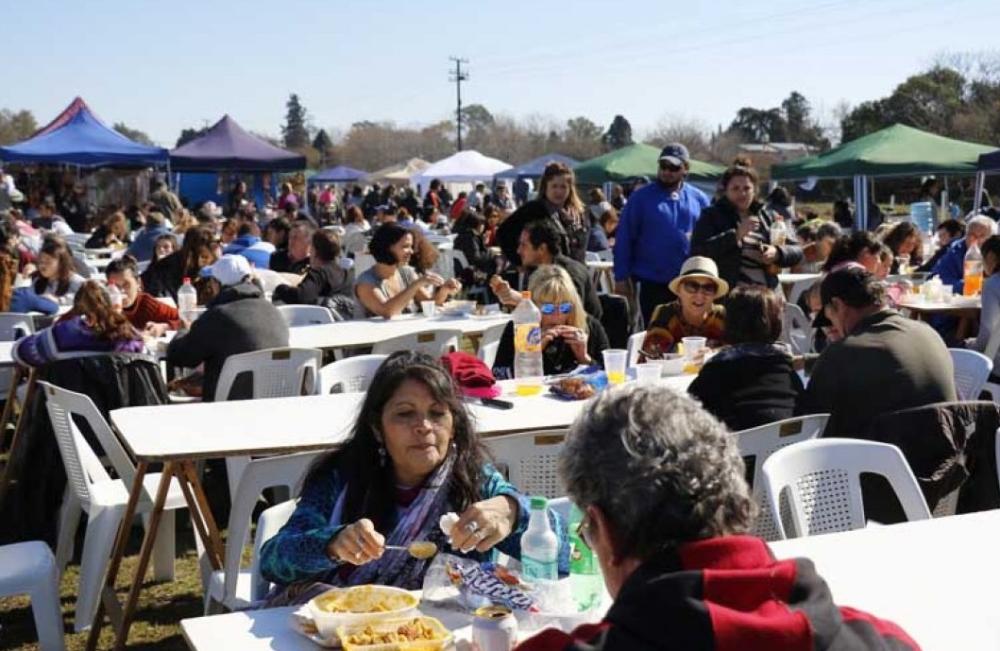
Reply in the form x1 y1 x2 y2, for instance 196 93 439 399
633 362 662 383
681 337 707 361
940 285 954 303
420 300 437 317
602 349 627 385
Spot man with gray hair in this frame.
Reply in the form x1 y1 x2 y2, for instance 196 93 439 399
516 384 918 650
931 214 997 293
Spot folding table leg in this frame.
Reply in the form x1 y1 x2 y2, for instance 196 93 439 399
0 369 36 512
177 460 224 569
0 365 25 450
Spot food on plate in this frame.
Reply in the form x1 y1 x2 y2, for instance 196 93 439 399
343 618 442 645
552 376 595 400
314 585 418 614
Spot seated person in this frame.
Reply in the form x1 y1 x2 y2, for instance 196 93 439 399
639 256 726 360
30 198 73 236
354 223 460 319
967 235 1000 378
85 210 129 249
517 384 918 650
881 221 922 274
105 255 179 335
13 280 145 367
918 218 964 272
493 265 610 378
688 286 804 431
269 220 313 274
152 232 179 263
29 236 85 307
142 226 219 301
224 222 275 269
932 215 995 292
127 210 171 262
792 219 840 273
166 255 289 401
272 229 355 317
259 351 568 601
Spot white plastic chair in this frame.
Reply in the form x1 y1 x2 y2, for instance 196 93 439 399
277 305 335 327
214 347 323 498
354 253 376 278
0 312 35 340
0 541 66 651
626 330 646 368
760 438 931 540
204 454 317 613
949 348 993 400
39 381 188 632
733 414 830 541
318 354 388 394
372 329 462 358
477 322 509 369
484 430 567 499
781 303 814 355
450 249 489 303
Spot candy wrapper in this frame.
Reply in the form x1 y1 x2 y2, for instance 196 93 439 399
422 554 539 612
547 366 607 401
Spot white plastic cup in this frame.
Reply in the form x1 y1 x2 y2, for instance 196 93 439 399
634 362 662 383
681 337 707 362
421 300 437 317
602 349 628 385
940 285 954 304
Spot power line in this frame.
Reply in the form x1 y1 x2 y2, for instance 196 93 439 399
449 56 469 151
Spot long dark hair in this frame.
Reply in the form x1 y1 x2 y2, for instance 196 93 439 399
33 236 75 296
179 226 216 277
823 231 882 272
302 352 487 531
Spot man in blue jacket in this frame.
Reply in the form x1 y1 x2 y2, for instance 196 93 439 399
932 214 995 293
613 144 710 325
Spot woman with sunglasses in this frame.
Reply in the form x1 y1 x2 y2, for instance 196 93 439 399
493 265 610 378
639 256 727 361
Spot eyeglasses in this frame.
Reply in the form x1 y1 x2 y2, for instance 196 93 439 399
658 162 682 172
539 301 573 315
576 511 595 550
681 280 718 295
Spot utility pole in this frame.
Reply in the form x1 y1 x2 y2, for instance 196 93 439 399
449 56 469 151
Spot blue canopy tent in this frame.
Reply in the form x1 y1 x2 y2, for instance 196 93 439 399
0 97 168 168
494 153 579 181
309 165 368 185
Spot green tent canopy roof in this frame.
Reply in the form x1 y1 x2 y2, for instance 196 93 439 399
771 123 996 180
573 143 724 185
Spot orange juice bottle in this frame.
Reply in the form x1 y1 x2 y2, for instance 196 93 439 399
964 243 983 296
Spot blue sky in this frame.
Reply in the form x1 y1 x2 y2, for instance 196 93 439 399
6 0 998 146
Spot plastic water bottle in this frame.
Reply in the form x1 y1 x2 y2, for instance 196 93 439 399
107 283 123 311
512 291 543 396
520 497 558 582
964 243 983 296
568 504 601 612
178 277 198 322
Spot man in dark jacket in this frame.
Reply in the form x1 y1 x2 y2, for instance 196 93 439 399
272 229 355 317
798 265 956 437
269 220 313 274
167 254 289 401
517 384 919 651
517 220 602 319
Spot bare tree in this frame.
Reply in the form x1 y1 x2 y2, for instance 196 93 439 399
644 115 712 159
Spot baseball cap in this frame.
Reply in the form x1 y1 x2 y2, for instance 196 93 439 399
658 143 690 166
201 254 252 287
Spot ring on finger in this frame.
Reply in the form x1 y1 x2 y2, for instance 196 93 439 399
465 520 480 533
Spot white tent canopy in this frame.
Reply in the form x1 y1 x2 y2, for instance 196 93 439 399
367 158 431 185
410 150 511 189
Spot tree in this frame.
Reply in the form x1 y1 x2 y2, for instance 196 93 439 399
176 126 209 147
728 107 788 143
562 116 603 160
461 104 495 146
0 109 37 146
282 93 310 149
645 115 712 159
113 122 155 146
601 115 634 151
312 129 335 167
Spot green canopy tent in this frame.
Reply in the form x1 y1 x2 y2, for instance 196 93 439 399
573 143 724 186
771 124 995 229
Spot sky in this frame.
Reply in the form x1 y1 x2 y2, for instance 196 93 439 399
6 0 999 147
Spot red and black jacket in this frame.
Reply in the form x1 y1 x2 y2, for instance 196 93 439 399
516 536 919 651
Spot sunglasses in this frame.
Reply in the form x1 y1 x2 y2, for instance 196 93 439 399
681 280 718 295
540 301 573 315
658 162 682 172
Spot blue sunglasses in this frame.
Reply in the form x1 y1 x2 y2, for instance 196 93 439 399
540 301 573 315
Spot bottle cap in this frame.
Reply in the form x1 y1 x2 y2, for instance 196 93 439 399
521 291 531 300
530 496 547 510
182 276 191 284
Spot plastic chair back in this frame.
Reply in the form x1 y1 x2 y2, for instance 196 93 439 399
949 348 993 400
372 329 462 358
0 313 35 340
485 430 567 498
277 305 335 327
214 348 322 401
319 354 388 394
626 330 646 368
250 499 299 601
733 413 829 541
760 438 931 539
781 303 814 355
477 322 509 369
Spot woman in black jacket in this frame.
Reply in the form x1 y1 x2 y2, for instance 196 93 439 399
691 161 802 291
453 210 496 281
272 229 355 316
141 226 219 301
688 285 803 431
495 161 589 265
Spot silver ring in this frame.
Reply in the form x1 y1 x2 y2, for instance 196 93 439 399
465 521 480 533
354 551 362 561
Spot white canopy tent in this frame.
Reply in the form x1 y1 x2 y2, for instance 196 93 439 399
367 158 431 186
410 150 512 192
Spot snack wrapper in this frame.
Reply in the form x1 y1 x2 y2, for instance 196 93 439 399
548 366 607 401
422 554 538 612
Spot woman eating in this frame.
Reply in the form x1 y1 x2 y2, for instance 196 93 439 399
105 254 179 335
29 236 85 307
493 265 610 377
85 210 129 249
13 280 145 367
259 352 568 601
354 223 460 318
687 286 804 431
141 226 219 301
639 256 727 361
881 221 922 274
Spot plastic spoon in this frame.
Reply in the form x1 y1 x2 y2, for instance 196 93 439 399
385 541 439 559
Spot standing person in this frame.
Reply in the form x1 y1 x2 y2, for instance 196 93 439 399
227 180 249 217
613 144 710 325
60 182 92 233
496 162 589 265
691 159 802 291
423 179 442 219
931 215 996 292
489 180 516 214
277 182 299 212
270 220 314 274
149 178 183 223
512 176 530 207
466 183 485 212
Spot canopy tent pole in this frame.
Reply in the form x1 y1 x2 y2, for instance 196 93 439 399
974 171 985 212
853 175 869 231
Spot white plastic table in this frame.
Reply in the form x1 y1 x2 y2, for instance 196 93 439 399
286 313 511 351
770 509 1000 650
0 341 15 367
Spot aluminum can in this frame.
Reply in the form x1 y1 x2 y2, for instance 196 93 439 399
471 605 517 651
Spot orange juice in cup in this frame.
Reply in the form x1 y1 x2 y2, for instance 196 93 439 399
602 349 628 385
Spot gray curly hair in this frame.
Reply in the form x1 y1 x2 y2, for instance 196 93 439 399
559 383 754 559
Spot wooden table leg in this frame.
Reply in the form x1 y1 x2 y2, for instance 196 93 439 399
0 365 25 451
0 369 36 513
177 461 224 569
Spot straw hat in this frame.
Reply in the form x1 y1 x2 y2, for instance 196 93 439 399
668 256 729 297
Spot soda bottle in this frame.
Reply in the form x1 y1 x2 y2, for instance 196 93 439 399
512 291 543 396
568 504 601 612
178 276 198 322
964 243 983 296
520 497 558 581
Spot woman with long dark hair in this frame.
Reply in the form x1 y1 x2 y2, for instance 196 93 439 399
259 352 567 602
141 226 220 300
30 236 84 306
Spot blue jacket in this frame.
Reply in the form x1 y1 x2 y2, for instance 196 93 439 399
259 464 570 586
932 238 968 292
613 182 709 283
9 287 58 315
127 225 171 262
224 236 274 270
